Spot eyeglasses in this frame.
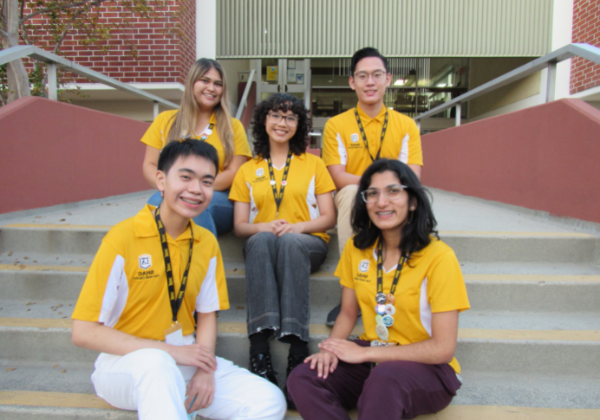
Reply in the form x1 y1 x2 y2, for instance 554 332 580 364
353 70 387 83
360 184 407 203
267 112 299 126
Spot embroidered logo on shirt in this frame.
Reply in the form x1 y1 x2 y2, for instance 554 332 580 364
351 133 359 143
256 168 264 177
359 259 370 273
139 254 152 270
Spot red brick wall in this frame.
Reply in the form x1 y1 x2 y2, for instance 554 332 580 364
570 0 600 94
21 0 195 84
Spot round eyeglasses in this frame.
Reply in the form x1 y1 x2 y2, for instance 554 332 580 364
353 70 386 83
267 112 299 126
360 185 407 203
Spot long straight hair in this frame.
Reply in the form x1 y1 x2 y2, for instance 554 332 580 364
167 59 234 167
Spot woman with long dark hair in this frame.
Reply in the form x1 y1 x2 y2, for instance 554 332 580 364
229 93 336 405
141 58 251 236
287 159 470 419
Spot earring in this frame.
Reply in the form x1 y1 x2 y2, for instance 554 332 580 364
408 211 414 224
160 191 164 198
368 219 372 228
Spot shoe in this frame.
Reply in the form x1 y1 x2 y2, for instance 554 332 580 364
284 352 308 410
326 302 341 327
326 302 361 327
249 352 278 386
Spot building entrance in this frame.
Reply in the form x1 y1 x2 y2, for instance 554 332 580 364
253 59 312 110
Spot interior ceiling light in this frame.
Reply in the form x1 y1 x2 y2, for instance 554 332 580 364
437 83 447 87
394 79 406 86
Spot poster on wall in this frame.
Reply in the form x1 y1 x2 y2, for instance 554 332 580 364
287 70 296 83
267 66 278 81
296 73 304 84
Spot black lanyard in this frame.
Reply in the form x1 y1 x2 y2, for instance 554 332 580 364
354 108 389 162
376 239 407 298
267 152 292 216
155 207 194 323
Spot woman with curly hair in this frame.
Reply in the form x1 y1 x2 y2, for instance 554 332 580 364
287 159 470 419
229 93 336 404
141 58 251 237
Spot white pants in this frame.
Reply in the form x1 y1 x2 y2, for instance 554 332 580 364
91 346 286 420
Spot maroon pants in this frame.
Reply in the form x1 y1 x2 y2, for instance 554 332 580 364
286 341 462 420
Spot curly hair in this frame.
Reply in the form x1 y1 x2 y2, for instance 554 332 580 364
351 159 438 259
251 93 310 160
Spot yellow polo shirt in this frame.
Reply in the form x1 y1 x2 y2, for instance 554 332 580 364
336 237 469 373
229 153 336 243
141 110 251 172
322 104 423 176
72 205 230 341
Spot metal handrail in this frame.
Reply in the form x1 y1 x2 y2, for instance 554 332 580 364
0 45 179 117
414 43 600 127
235 69 256 120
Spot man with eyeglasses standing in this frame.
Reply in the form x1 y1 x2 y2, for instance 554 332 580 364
322 47 423 326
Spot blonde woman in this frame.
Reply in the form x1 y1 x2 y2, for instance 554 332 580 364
141 58 251 236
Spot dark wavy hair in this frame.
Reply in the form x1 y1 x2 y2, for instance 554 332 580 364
351 159 438 258
251 93 310 160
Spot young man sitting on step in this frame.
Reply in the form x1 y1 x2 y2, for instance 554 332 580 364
71 140 286 420
322 47 424 326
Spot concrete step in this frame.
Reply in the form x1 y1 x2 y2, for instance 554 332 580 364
2 225 598 266
2 266 600 314
1 362 600 411
0 390 307 419
2 391 599 420
2 319 599 379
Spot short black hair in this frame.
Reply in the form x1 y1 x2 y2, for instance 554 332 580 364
251 93 310 160
351 159 438 258
350 47 389 75
157 139 219 175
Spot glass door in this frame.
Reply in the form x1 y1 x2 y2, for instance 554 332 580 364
254 59 311 110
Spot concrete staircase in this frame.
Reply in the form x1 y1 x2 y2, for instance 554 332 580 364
0 190 599 419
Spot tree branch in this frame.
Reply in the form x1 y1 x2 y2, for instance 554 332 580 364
20 0 105 24
53 8 85 54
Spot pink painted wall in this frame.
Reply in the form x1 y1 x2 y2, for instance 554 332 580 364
0 97 150 214
421 99 600 224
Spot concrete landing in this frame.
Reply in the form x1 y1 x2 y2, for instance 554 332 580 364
2 189 598 235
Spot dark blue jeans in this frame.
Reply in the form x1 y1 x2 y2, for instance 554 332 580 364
147 190 234 237
243 232 328 342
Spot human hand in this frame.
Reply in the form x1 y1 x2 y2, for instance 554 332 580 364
318 338 367 364
169 344 217 374
304 350 338 379
274 222 305 237
257 219 288 234
185 368 215 412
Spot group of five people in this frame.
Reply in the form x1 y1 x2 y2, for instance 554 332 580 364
71 47 470 420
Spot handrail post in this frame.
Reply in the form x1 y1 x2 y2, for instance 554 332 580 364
235 69 256 120
546 61 557 103
47 63 57 101
153 101 159 119
455 103 461 126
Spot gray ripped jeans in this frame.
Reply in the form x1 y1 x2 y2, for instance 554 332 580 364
243 232 328 342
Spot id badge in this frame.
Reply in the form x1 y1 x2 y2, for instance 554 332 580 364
165 323 184 346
